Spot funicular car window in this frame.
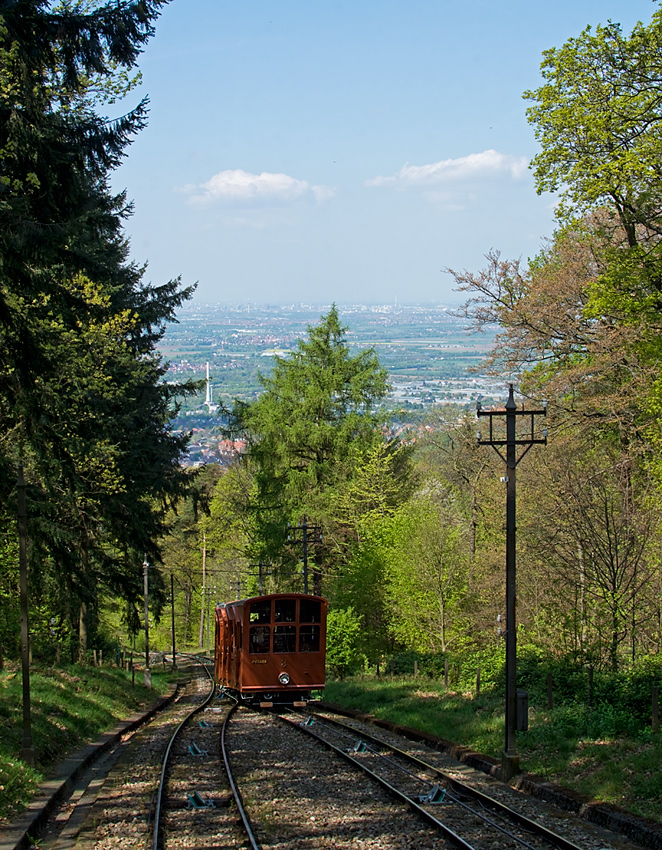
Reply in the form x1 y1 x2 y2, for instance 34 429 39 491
299 625 320 652
273 625 296 653
249 626 270 653
300 599 321 623
249 600 271 623
274 599 296 622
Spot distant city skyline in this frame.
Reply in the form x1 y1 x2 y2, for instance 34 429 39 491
111 0 655 306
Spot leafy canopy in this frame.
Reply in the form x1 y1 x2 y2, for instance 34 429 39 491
525 8 662 245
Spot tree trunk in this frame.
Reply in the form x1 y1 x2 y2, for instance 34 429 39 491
611 590 620 672
470 490 477 558
78 601 88 663
578 541 587 661
184 587 191 646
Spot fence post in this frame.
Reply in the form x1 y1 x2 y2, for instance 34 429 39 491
475 667 481 698
414 660 418 677
444 658 449 688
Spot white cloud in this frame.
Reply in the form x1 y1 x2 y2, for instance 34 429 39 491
185 169 335 205
366 150 528 189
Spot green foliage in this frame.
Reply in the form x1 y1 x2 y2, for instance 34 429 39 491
326 607 365 679
525 9 662 241
517 648 662 726
380 488 473 654
385 650 445 678
0 514 19 658
328 528 391 660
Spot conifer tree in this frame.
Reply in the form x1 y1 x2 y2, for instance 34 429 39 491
226 307 409 593
0 0 196 656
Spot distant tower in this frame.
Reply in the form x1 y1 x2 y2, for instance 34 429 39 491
204 362 218 413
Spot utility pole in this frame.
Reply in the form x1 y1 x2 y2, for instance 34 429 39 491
250 562 271 595
143 559 151 688
17 463 35 766
199 532 207 648
170 572 176 670
206 586 215 656
477 385 547 780
288 516 322 594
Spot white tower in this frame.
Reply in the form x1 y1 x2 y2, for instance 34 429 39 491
204 362 218 413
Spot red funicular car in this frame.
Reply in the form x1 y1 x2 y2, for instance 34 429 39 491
215 593 327 705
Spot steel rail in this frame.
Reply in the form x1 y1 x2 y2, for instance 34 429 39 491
151 655 216 850
276 711 477 850
221 704 262 850
302 710 585 850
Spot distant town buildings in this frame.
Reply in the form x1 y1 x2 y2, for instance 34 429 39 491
182 432 246 468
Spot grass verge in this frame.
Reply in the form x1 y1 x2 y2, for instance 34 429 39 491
0 662 173 824
323 675 662 823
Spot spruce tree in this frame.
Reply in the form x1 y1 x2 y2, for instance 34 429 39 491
0 0 196 657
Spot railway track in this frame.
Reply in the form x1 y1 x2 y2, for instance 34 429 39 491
14 680 647 850
150 655 218 849
182 700 646 850
26 657 250 850
221 703 453 848
274 707 591 850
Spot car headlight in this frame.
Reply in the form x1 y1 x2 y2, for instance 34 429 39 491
278 672 290 685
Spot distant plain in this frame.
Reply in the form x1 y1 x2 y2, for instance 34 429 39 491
161 302 500 415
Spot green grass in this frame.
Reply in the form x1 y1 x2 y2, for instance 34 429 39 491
323 675 662 823
0 663 173 824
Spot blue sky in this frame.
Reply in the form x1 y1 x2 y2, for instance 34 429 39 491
112 0 658 306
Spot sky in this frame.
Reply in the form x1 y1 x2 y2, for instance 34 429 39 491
111 0 658 307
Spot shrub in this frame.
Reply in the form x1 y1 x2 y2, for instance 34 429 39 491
326 607 365 679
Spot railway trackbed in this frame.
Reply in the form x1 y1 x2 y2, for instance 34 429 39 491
7 659 246 850
267 706 647 850
7 685 649 850
201 701 650 850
